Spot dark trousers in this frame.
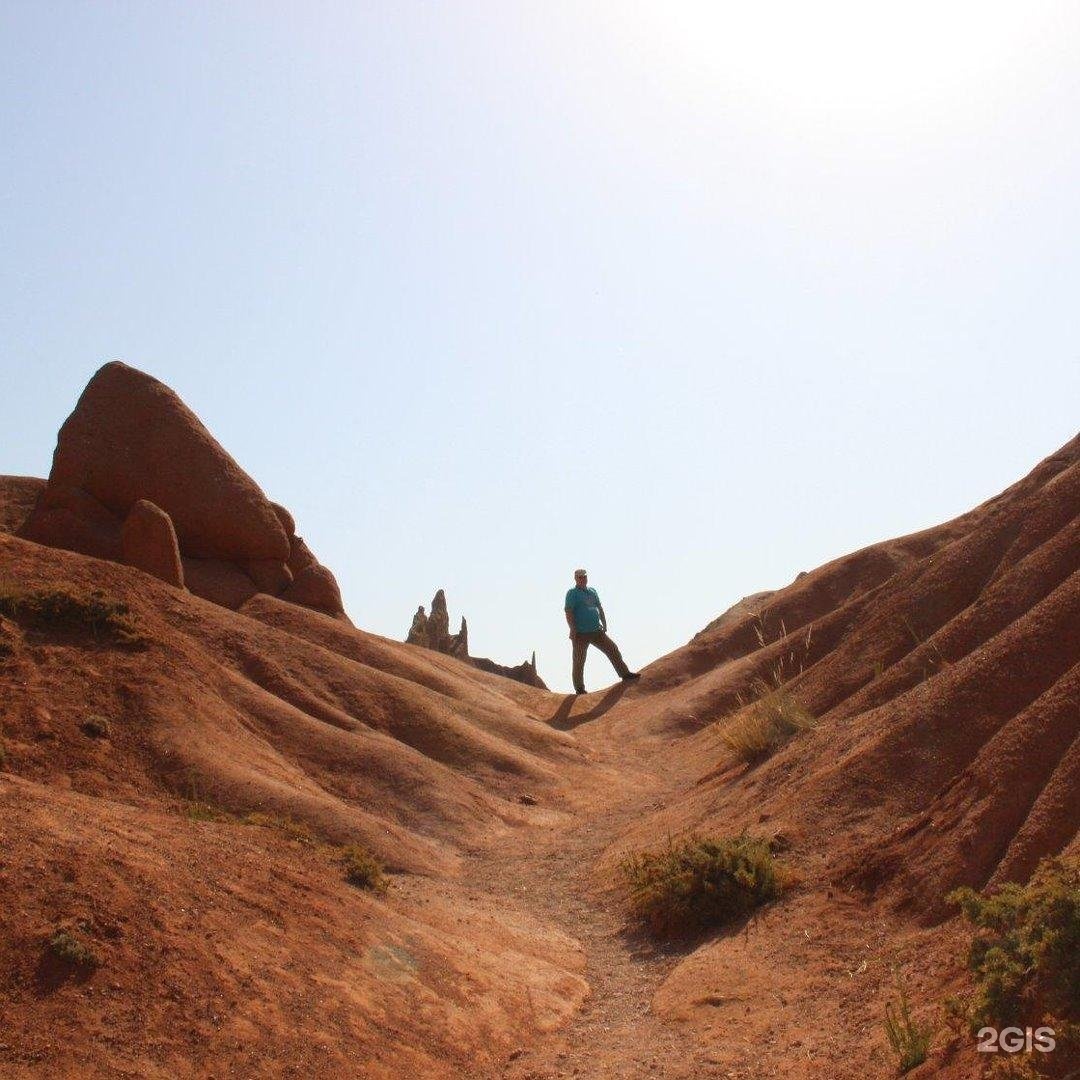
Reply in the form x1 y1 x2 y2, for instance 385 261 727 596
571 630 630 693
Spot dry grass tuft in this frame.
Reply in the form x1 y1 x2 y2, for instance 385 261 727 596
719 672 816 764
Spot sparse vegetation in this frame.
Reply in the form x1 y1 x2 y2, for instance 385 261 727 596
718 617 817 764
946 856 1079 1034
719 670 816 764
181 799 386 892
618 832 781 938
45 929 100 971
883 978 934 1073
340 845 386 892
0 585 144 646
80 714 111 738
242 811 319 847
900 614 949 682
185 800 235 823
986 1058 1043 1080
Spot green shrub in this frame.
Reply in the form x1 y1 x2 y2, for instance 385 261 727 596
947 856 1079 1033
46 929 100 971
618 832 781 938
883 980 934 1073
0 586 144 646
340 845 386 892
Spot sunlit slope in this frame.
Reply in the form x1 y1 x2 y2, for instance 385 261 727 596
606 433 1079 914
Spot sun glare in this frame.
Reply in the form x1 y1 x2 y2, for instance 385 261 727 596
635 1 1048 118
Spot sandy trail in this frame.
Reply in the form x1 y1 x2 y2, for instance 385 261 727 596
470 698 724 1080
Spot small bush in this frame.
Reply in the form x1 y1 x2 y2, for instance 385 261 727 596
947 856 1079 1033
720 676 815 764
340 845 386 892
618 832 781 938
46 929 100 971
0 586 144 646
80 715 111 739
883 980 934 1073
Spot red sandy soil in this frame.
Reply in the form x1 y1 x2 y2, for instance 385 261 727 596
1 433 1077 1079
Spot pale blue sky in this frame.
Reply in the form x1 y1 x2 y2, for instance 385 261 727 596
3 3 1078 691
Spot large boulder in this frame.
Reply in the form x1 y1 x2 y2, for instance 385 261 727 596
243 558 293 595
120 499 184 588
281 563 348 620
19 361 350 622
181 557 259 610
29 361 289 561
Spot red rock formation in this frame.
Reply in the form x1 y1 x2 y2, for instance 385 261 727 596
405 589 546 688
243 558 293 595
181 556 259 609
18 362 349 622
21 483 121 561
29 361 287 561
120 499 184 588
281 563 346 617
0 476 45 536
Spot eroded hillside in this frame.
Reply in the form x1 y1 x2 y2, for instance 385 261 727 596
2 367 1076 1078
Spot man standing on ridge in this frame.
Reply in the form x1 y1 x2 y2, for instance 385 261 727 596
564 568 640 695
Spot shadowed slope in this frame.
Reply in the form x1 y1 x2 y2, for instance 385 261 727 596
1 533 581 873
0 528 592 1076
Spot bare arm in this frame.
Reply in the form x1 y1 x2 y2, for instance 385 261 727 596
598 604 608 632
565 608 576 638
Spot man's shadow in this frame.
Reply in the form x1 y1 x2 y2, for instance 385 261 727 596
546 681 628 730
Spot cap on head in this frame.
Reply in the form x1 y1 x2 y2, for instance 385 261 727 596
574 568 587 578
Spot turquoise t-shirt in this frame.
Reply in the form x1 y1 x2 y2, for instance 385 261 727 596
565 586 602 632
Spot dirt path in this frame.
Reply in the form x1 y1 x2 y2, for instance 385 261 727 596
474 724 725 1080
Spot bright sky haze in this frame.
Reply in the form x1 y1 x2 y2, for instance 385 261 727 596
3 3 1079 691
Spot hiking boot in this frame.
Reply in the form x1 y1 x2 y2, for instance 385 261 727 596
621 672 641 681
